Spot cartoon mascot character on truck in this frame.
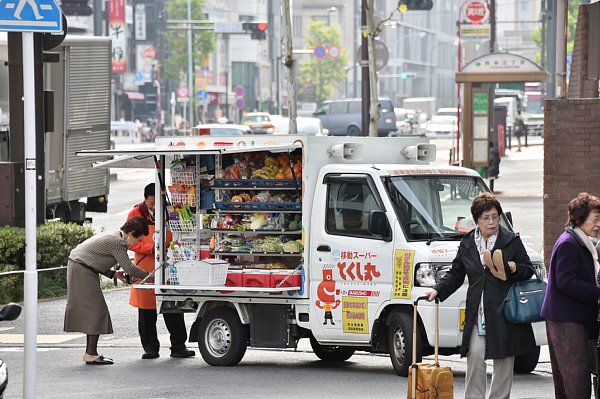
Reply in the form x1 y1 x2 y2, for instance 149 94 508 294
315 267 340 325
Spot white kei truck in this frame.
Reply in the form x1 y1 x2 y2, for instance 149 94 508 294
81 134 546 376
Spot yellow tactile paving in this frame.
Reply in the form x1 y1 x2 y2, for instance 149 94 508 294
0 334 84 344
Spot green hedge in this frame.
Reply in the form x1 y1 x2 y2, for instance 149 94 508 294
0 221 94 303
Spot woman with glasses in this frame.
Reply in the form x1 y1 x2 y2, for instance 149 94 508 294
541 192 600 398
426 192 535 399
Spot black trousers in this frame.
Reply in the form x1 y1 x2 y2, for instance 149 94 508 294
138 308 188 353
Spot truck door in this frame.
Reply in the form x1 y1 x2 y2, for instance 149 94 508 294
310 173 394 343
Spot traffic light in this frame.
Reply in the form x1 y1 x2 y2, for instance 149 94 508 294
242 22 268 40
397 0 433 11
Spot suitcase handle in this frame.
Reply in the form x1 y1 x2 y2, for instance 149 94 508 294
411 295 441 399
414 295 439 306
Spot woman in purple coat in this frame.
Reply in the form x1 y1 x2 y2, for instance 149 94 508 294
541 192 600 399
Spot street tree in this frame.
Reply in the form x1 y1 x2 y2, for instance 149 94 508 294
299 20 348 105
164 0 215 82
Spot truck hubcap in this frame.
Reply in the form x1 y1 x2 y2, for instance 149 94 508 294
393 326 407 362
206 318 231 358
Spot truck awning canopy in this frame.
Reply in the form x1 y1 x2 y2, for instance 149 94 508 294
77 143 302 168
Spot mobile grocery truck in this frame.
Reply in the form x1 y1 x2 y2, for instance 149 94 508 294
80 135 546 376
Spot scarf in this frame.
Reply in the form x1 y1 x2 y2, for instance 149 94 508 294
573 226 600 287
472 227 498 335
474 227 498 264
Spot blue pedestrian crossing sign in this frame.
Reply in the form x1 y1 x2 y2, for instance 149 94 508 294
0 0 62 33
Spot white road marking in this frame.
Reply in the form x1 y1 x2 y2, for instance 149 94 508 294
0 334 84 344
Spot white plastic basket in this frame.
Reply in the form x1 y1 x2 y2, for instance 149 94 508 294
168 259 229 286
168 219 196 233
171 168 196 185
170 239 198 262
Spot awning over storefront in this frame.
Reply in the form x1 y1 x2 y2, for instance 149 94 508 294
124 91 145 100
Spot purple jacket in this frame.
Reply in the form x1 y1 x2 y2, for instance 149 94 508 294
541 229 600 325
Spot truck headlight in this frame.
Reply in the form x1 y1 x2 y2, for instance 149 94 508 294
531 261 547 280
414 262 452 287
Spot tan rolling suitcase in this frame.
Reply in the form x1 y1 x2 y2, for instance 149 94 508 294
407 296 454 399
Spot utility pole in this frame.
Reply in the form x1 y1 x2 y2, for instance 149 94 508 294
360 0 369 136
547 0 557 98
282 0 297 134
489 0 496 53
186 0 194 128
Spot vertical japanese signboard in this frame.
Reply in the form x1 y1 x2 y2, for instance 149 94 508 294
472 89 490 166
109 0 127 73
393 250 414 299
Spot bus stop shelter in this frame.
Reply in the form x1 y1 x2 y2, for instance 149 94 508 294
456 53 548 170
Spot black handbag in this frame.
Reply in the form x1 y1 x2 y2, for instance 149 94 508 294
503 265 546 324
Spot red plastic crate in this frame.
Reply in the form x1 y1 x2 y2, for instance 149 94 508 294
270 270 302 288
242 269 271 288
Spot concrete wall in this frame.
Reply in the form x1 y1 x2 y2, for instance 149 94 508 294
543 98 600 261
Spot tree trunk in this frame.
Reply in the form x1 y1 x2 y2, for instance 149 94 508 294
282 0 297 134
366 0 380 137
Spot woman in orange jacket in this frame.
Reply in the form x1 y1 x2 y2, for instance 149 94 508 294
127 183 195 359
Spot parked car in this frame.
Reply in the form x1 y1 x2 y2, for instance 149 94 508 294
192 124 251 136
313 98 396 136
393 107 421 135
241 112 275 134
274 117 328 136
425 115 458 138
435 107 459 118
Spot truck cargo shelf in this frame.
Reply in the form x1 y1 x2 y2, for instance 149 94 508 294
134 285 301 292
211 251 302 257
214 202 301 211
209 229 302 235
213 178 301 189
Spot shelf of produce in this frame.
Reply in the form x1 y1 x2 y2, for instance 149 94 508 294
209 229 302 235
212 251 303 257
134 285 301 293
214 209 301 214
213 179 301 189
214 202 300 211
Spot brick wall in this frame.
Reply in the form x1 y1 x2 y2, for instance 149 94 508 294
567 5 599 98
543 98 600 261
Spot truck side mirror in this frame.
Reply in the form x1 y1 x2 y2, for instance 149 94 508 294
369 210 392 242
504 211 513 227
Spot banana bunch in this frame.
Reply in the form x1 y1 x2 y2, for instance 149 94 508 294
251 163 278 179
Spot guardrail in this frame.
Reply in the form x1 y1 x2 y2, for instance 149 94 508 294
0 265 68 277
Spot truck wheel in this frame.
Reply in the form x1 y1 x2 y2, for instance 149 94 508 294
513 346 540 374
197 307 248 366
389 312 420 377
347 126 361 136
309 335 355 362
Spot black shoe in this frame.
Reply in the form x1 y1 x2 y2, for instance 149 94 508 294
142 352 160 359
170 349 195 358
85 355 114 365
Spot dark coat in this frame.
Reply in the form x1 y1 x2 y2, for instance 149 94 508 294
434 226 536 359
541 229 600 326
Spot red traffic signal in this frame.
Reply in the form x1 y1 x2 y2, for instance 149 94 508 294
242 22 268 40
398 0 433 10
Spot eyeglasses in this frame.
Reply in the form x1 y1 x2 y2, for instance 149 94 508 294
479 215 499 223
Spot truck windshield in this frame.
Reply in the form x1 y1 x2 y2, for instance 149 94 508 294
384 175 511 241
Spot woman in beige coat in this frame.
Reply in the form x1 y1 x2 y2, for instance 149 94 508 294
64 217 150 365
